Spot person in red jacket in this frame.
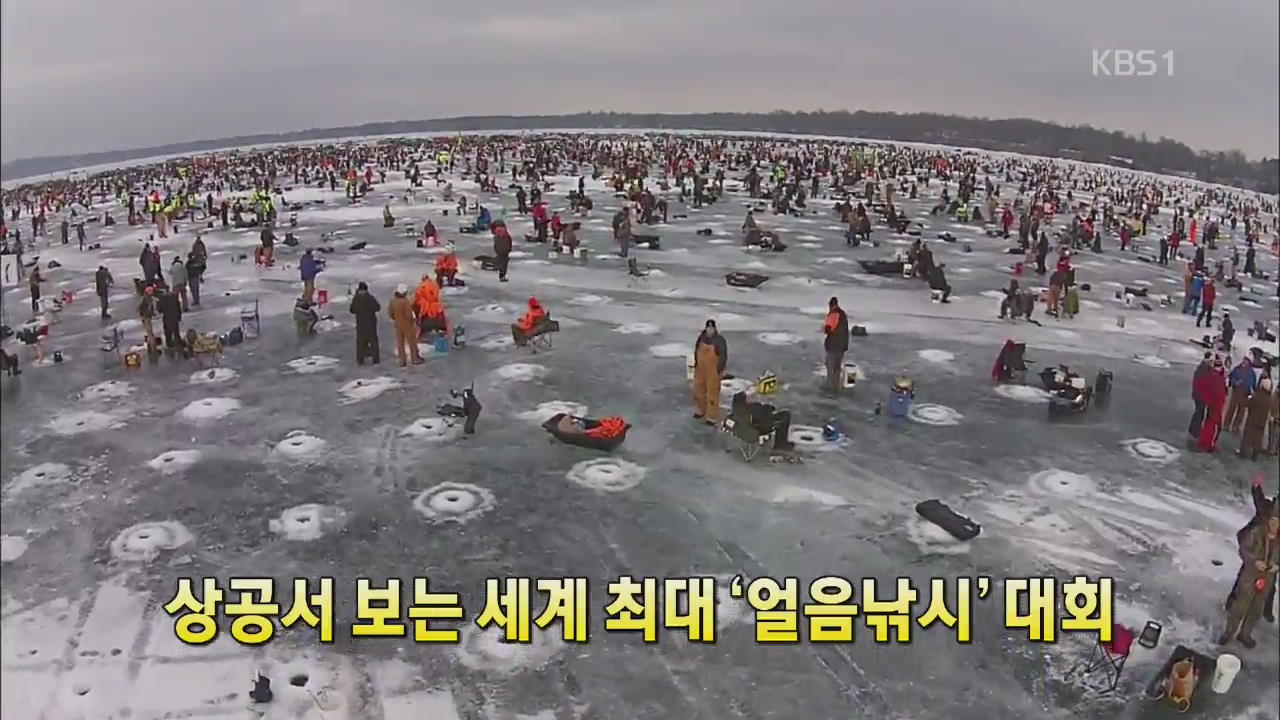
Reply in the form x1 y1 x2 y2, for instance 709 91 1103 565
1197 357 1228 452
1196 278 1217 328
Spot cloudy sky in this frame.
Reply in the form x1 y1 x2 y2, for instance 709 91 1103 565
2 0 1276 161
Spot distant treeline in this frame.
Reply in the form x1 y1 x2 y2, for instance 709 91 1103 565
4 111 1277 192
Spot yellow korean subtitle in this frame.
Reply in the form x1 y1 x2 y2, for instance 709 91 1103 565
1005 577 1056 643
916 577 989 642
163 577 223 645
225 577 279 645
663 577 716 643
604 575 659 641
803 576 858 642
476 577 532 642
407 578 464 643
352 578 406 637
862 578 917 643
535 577 589 642
736 576 799 643
1061 576 1113 642
280 577 335 642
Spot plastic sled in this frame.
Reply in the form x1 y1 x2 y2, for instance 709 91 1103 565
726 271 768 288
542 413 630 452
915 499 981 541
859 260 906 276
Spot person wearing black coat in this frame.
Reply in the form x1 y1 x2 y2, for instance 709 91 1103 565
928 265 952 303
156 288 183 350
348 281 381 365
140 243 161 283
822 297 850 393
94 265 114 319
186 252 206 307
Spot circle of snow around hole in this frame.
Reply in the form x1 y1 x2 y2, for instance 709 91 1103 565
908 404 963 426
49 411 122 435
1132 354 1171 368
109 521 193 562
614 323 659 335
517 400 587 423
274 431 328 460
1028 469 1097 497
565 459 646 492
179 397 241 422
492 363 548 382
287 355 340 373
1120 438 1180 465
80 380 134 401
455 624 562 673
1 535 29 563
756 332 802 346
400 417 459 442
146 450 202 474
188 368 238 385
269 504 348 541
413 482 495 523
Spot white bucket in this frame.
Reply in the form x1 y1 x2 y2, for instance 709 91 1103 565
842 363 860 388
685 354 696 381
1211 653 1241 694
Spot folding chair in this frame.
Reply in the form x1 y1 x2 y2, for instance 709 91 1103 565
99 326 123 367
526 319 559 353
239 299 261 339
1082 623 1134 691
720 411 775 463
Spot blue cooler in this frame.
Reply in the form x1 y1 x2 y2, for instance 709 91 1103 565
433 335 449 353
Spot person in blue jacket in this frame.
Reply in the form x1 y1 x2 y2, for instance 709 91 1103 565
300 249 324 304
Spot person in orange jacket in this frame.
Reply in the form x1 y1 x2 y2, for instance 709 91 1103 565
512 296 548 344
413 275 448 337
435 243 459 286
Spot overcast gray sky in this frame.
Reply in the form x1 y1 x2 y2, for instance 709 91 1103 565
2 0 1277 161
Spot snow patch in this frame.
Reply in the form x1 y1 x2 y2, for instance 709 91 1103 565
400 417 460 442
269 504 348 541
613 323 660 335
9 462 73 495
917 349 955 363
567 294 611 305
908 404 963 426
0 535 28 562
109 521 193 562
565 458 646 492
771 486 849 507
188 367 238 385
273 431 328 461
475 334 516 350
1132 354 1170 368
756 332 803 346
287 355 340 373
993 384 1051 402
79 380 134 402
517 400 587 423
338 376 399 404
179 397 241 422
414 482 495 523
455 624 562 673
1028 469 1097 497
649 343 688 358
492 363 548 382
49 411 123 435
906 515 972 555
146 450 202 474
468 304 512 322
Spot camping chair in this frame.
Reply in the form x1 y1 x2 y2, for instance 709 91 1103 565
526 318 559 353
1004 342 1029 383
240 299 261 339
1081 623 1134 691
99 326 123 367
721 408 775 462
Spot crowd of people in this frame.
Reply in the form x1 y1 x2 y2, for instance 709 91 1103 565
1 131 1277 657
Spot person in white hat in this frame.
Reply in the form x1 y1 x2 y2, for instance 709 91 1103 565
387 283 423 367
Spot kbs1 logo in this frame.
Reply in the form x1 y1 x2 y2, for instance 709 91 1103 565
1092 50 1174 77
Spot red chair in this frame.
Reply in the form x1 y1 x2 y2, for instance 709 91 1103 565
1083 623 1134 691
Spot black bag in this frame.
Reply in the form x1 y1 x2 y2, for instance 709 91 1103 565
226 327 244 346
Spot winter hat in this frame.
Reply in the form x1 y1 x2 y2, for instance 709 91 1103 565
396 283 408 294
705 319 717 329
528 297 540 308
357 281 368 291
